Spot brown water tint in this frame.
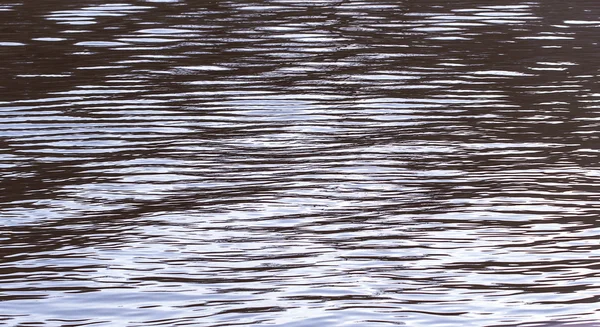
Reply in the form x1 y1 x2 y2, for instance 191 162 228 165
1 1 600 326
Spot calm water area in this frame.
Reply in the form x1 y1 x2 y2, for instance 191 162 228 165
1 1 600 326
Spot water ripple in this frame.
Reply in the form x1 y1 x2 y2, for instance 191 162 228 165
1 0 600 326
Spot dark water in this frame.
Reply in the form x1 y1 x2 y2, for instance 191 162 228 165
1 1 600 326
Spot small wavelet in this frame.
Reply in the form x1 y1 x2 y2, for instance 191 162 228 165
2 1 600 326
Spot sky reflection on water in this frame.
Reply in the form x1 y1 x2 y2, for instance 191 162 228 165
1 0 600 326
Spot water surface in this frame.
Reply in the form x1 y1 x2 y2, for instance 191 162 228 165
1 1 600 326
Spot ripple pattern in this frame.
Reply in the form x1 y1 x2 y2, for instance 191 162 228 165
1 1 600 326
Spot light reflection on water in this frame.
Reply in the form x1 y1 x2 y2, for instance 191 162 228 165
1 1 600 326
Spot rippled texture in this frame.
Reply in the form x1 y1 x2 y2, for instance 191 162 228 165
2 1 600 326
